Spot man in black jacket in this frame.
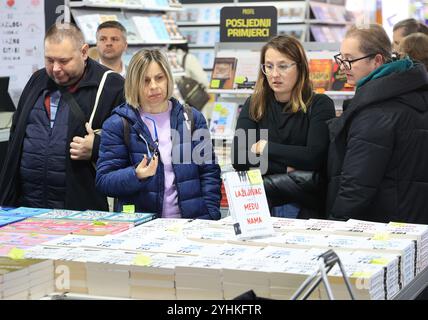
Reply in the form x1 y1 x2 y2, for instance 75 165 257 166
0 23 125 211
327 24 428 224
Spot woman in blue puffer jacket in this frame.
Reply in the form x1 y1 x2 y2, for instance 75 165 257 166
96 49 221 220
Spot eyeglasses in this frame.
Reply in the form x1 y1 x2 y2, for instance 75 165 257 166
260 62 297 76
334 53 377 70
141 116 159 158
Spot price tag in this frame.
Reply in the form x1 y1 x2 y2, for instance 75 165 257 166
8 247 25 260
133 254 152 266
247 170 263 185
372 233 390 241
123 205 135 214
210 79 220 89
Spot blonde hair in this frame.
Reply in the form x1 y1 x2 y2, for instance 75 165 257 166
125 49 174 108
250 35 313 121
399 33 428 70
345 24 392 63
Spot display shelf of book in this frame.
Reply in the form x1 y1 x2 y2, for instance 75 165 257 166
70 7 186 46
69 1 183 12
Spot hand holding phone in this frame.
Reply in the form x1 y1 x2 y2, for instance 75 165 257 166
135 154 158 180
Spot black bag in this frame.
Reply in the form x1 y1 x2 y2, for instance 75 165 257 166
177 76 210 111
176 53 210 111
262 105 325 214
263 170 323 209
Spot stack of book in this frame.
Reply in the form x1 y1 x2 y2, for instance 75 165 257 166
175 255 225 299
0 257 54 300
162 14 184 41
129 253 190 300
385 222 428 274
85 261 131 297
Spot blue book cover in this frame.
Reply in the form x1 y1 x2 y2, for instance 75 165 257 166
0 216 26 227
0 206 15 211
149 16 170 41
1 207 51 218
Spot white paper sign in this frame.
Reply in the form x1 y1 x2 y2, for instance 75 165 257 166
222 169 274 239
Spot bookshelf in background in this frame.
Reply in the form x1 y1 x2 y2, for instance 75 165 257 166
68 0 187 76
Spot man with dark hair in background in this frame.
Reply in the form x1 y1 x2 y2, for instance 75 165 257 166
96 20 128 77
0 22 125 211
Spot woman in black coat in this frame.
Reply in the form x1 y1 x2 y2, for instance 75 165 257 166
232 35 335 218
327 24 428 224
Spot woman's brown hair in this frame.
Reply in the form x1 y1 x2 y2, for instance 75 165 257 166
250 35 313 121
399 32 428 70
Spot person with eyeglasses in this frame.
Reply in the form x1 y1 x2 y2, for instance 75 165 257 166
232 35 335 219
327 24 428 224
95 49 221 220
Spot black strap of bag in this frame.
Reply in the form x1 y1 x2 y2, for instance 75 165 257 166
60 91 87 124
182 52 188 69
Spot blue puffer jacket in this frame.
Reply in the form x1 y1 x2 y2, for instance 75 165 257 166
96 98 221 220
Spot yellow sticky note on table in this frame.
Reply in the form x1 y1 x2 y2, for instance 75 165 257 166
8 247 25 260
93 220 107 226
166 224 183 234
372 233 390 241
210 79 220 89
234 76 246 84
370 258 389 265
122 205 135 214
351 271 373 278
389 222 407 227
247 170 263 185
133 254 152 266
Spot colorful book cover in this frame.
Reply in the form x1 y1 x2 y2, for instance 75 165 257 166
309 59 333 93
0 219 89 235
210 57 238 90
330 62 354 91
149 16 170 41
0 232 61 247
209 102 238 138
0 216 26 227
72 221 133 236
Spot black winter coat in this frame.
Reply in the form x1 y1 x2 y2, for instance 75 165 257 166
0 58 125 210
327 63 428 223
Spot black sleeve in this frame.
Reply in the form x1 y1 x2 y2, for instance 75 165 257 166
232 98 258 171
267 94 336 171
330 109 394 219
